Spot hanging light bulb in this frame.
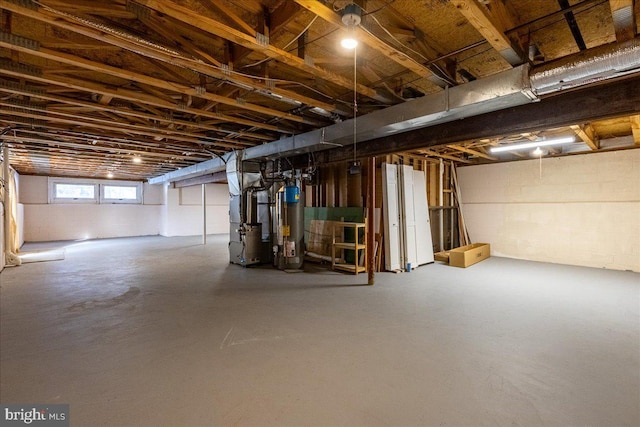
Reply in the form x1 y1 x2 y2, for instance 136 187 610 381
533 147 543 156
340 3 361 50
341 36 358 50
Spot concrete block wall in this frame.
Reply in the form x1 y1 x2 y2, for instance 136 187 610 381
457 150 640 272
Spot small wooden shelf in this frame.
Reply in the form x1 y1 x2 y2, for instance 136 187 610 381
331 221 367 275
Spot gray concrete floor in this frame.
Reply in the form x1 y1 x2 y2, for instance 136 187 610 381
1 235 638 427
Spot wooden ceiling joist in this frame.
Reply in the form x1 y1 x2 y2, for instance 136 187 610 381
0 82 270 141
3 135 210 162
0 65 284 132
609 0 637 41
40 0 135 18
0 107 237 149
630 115 640 145
450 0 524 66
570 124 600 150
0 102 252 149
293 0 451 89
197 0 256 36
417 149 471 164
0 36 311 125
13 126 218 155
446 144 498 161
129 0 390 103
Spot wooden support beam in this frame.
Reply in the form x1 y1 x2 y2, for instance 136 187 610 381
0 38 310 124
0 64 283 132
366 156 375 285
5 102 254 149
42 42 121 50
98 94 113 105
0 2 340 114
131 0 388 103
138 12 222 66
609 0 636 41
630 115 640 145
294 0 450 89
0 107 249 149
450 0 524 66
30 92 267 142
12 126 216 155
42 0 136 18
446 144 497 160
2 134 207 161
570 124 600 150
198 0 256 36
417 149 472 164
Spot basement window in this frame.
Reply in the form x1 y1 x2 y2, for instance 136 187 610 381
100 184 142 204
49 178 143 204
50 182 98 204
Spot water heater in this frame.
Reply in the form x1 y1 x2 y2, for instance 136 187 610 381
275 184 304 270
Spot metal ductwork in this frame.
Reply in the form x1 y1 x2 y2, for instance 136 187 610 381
243 64 536 161
530 39 640 96
149 42 640 185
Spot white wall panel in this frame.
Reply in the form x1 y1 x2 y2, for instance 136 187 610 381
23 204 161 241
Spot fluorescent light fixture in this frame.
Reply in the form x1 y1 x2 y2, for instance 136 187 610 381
490 136 575 153
341 37 358 49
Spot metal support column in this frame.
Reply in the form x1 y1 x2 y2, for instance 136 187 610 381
202 183 207 245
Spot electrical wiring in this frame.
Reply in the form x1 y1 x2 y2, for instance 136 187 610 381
243 16 319 69
34 2 339 104
365 15 451 85
361 0 397 16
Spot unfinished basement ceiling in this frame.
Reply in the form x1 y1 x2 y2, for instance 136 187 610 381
0 0 638 180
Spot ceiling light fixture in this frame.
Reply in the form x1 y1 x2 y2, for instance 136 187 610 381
341 37 358 50
107 172 114 178
490 136 576 153
341 3 361 50
132 156 142 164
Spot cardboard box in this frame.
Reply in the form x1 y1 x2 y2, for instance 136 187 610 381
448 243 490 268
434 251 450 263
